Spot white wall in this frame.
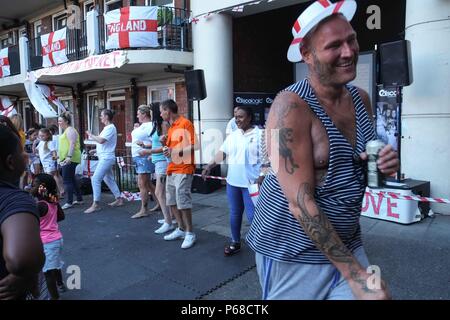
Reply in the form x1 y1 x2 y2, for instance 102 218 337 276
192 13 234 165
403 0 450 213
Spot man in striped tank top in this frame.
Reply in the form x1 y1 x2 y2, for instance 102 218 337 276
246 0 399 300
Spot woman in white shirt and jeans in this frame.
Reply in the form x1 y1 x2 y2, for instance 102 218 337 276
202 106 263 256
84 109 124 213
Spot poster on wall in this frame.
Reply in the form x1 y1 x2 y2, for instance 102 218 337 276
376 85 400 152
233 92 275 126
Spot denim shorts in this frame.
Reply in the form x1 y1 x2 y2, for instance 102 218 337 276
133 156 155 174
154 160 168 175
43 238 64 272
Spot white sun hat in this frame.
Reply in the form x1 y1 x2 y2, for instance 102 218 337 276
287 0 357 63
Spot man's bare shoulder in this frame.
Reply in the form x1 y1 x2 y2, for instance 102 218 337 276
268 91 313 129
355 87 374 118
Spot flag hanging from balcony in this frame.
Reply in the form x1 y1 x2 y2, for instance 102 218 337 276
24 74 58 118
105 6 159 50
0 48 10 78
37 84 67 113
41 27 69 68
0 96 16 117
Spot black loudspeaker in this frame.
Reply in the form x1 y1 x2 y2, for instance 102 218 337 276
379 40 413 86
185 69 207 101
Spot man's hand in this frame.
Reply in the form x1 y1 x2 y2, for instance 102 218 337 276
162 146 171 158
256 176 265 187
0 273 37 300
360 144 399 176
135 140 144 147
201 166 210 181
347 268 391 300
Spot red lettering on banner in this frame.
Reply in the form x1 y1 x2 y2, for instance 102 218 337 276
362 193 370 212
387 198 399 219
0 57 9 66
107 20 157 36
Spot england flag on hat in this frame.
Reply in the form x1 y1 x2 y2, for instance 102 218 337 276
287 0 357 63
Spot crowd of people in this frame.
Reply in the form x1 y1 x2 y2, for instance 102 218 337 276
0 0 402 301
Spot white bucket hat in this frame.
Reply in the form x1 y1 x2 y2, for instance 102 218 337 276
287 0 357 63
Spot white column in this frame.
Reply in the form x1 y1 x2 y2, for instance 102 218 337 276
192 13 233 165
19 36 29 76
403 0 450 213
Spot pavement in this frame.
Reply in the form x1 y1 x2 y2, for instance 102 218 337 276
58 186 450 300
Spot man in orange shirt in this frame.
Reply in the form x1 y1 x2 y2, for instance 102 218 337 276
160 99 198 249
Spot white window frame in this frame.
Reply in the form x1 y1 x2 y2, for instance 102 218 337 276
107 89 126 107
87 93 100 131
52 11 68 31
19 27 27 38
145 0 174 6
34 20 42 38
147 83 176 105
104 0 122 13
83 0 95 19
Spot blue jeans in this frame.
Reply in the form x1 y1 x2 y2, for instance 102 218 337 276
226 183 255 243
61 162 83 204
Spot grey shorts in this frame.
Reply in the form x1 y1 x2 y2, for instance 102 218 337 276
256 246 370 300
166 173 193 210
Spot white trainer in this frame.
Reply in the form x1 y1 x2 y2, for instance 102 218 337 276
61 203 73 210
158 219 177 225
164 228 185 241
154 223 175 234
181 232 196 249
73 200 84 205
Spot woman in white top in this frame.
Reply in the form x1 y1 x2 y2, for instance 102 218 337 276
202 106 263 256
130 105 159 219
84 109 124 213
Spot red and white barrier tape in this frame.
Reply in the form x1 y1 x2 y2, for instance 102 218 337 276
194 174 450 205
367 189 450 204
194 174 227 181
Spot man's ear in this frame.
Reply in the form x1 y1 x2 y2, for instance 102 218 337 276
4 154 16 171
300 44 312 64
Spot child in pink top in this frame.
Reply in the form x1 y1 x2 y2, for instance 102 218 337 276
31 173 66 300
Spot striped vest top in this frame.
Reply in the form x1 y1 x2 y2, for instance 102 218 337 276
246 79 376 264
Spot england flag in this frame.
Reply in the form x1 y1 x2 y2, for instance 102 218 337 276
41 27 69 68
105 6 159 50
0 48 10 78
0 96 16 117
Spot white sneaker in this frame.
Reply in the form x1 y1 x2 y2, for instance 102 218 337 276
164 228 185 241
73 200 84 205
61 203 73 210
158 219 177 225
181 232 196 249
154 223 175 234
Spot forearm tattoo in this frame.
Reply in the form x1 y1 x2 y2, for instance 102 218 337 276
296 183 353 263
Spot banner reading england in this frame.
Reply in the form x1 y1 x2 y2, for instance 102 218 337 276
105 6 158 50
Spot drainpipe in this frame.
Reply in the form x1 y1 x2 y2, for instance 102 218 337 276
131 78 138 123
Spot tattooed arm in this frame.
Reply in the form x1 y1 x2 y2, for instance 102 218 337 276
266 91 389 300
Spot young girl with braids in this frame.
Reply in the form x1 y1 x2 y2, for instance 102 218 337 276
31 173 66 300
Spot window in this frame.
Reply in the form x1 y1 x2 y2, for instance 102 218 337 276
84 0 95 19
147 85 175 104
87 94 100 135
104 0 122 12
53 13 68 31
146 0 174 6
0 37 9 49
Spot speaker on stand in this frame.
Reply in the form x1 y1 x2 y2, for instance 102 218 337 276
377 39 413 181
184 69 219 193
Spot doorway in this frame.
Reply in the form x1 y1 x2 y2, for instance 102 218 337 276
110 100 126 151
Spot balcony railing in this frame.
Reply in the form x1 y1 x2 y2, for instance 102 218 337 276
29 6 192 71
1 44 21 77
